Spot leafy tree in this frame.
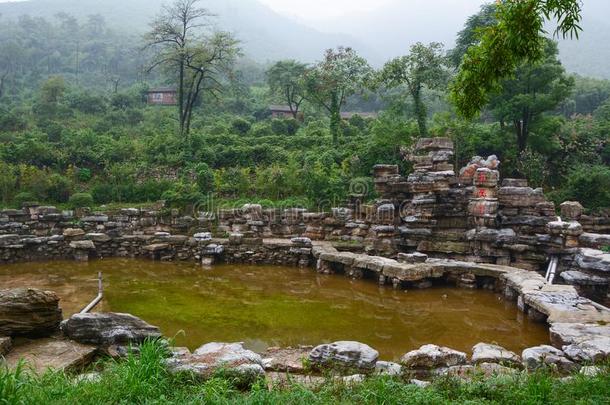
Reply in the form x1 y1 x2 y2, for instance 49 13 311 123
379 42 449 137
302 47 372 143
487 40 573 152
40 76 66 103
451 0 583 118
267 60 307 119
448 3 497 69
145 0 239 142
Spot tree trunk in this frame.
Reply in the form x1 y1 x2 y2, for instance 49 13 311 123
412 85 427 137
329 92 341 143
178 60 185 137
514 118 528 152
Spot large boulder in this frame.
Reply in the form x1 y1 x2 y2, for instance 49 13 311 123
471 343 521 367
401 344 467 369
166 342 264 382
0 289 62 337
308 341 379 371
61 312 161 346
522 345 577 374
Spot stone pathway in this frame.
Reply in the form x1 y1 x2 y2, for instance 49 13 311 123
311 245 610 362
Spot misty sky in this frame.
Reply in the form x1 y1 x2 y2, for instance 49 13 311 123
259 0 396 19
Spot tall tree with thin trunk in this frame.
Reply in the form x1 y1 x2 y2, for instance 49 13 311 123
379 42 449 137
302 47 372 143
145 0 239 146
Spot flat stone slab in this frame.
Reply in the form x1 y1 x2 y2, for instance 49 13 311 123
524 287 610 324
550 323 610 363
143 243 170 252
4 337 97 373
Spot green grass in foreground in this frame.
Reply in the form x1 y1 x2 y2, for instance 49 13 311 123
1 341 609 405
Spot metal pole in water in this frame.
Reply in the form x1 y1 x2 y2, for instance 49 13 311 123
80 272 103 313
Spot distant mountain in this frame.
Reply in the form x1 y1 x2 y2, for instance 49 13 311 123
306 0 610 78
0 0 371 63
557 13 610 80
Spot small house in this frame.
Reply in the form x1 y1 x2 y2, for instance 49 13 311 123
146 87 178 106
269 105 303 120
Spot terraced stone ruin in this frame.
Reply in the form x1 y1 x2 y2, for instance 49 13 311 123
1 137 609 381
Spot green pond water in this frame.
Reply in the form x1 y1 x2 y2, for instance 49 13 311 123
0 258 549 360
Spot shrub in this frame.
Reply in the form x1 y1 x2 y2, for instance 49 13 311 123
91 183 115 204
161 181 204 209
558 164 610 211
13 192 37 208
195 163 215 193
45 174 72 203
77 168 92 183
69 192 94 209
231 117 251 135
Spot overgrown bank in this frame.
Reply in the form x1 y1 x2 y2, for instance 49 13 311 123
1 341 609 405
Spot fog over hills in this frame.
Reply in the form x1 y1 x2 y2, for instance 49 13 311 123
0 0 370 63
0 0 609 77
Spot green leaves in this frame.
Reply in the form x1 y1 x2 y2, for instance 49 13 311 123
450 0 582 119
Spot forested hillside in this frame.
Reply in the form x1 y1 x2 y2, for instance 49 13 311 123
0 0 366 62
0 0 608 214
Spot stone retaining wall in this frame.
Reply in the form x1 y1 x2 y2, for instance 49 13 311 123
1 137 609 303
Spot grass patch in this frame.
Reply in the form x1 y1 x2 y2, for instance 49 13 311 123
1 340 609 404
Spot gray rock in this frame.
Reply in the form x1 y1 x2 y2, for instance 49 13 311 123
61 312 161 346
291 237 312 247
409 379 431 388
580 366 603 377
401 344 467 369
573 249 610 273
338 374 366 385
0 289 62 337
63 228 85 237
374 361 402 376
560 271 608 286
560 201 584 221
193 232 212 241
85 233 111 243
522 345 577 373
166 342 264 381
550 323 610 363
309 341 379 371
471 343 521 367
69 240 96 250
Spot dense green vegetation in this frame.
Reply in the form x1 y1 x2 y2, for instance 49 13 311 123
0 1 608 212
1 340 609 405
